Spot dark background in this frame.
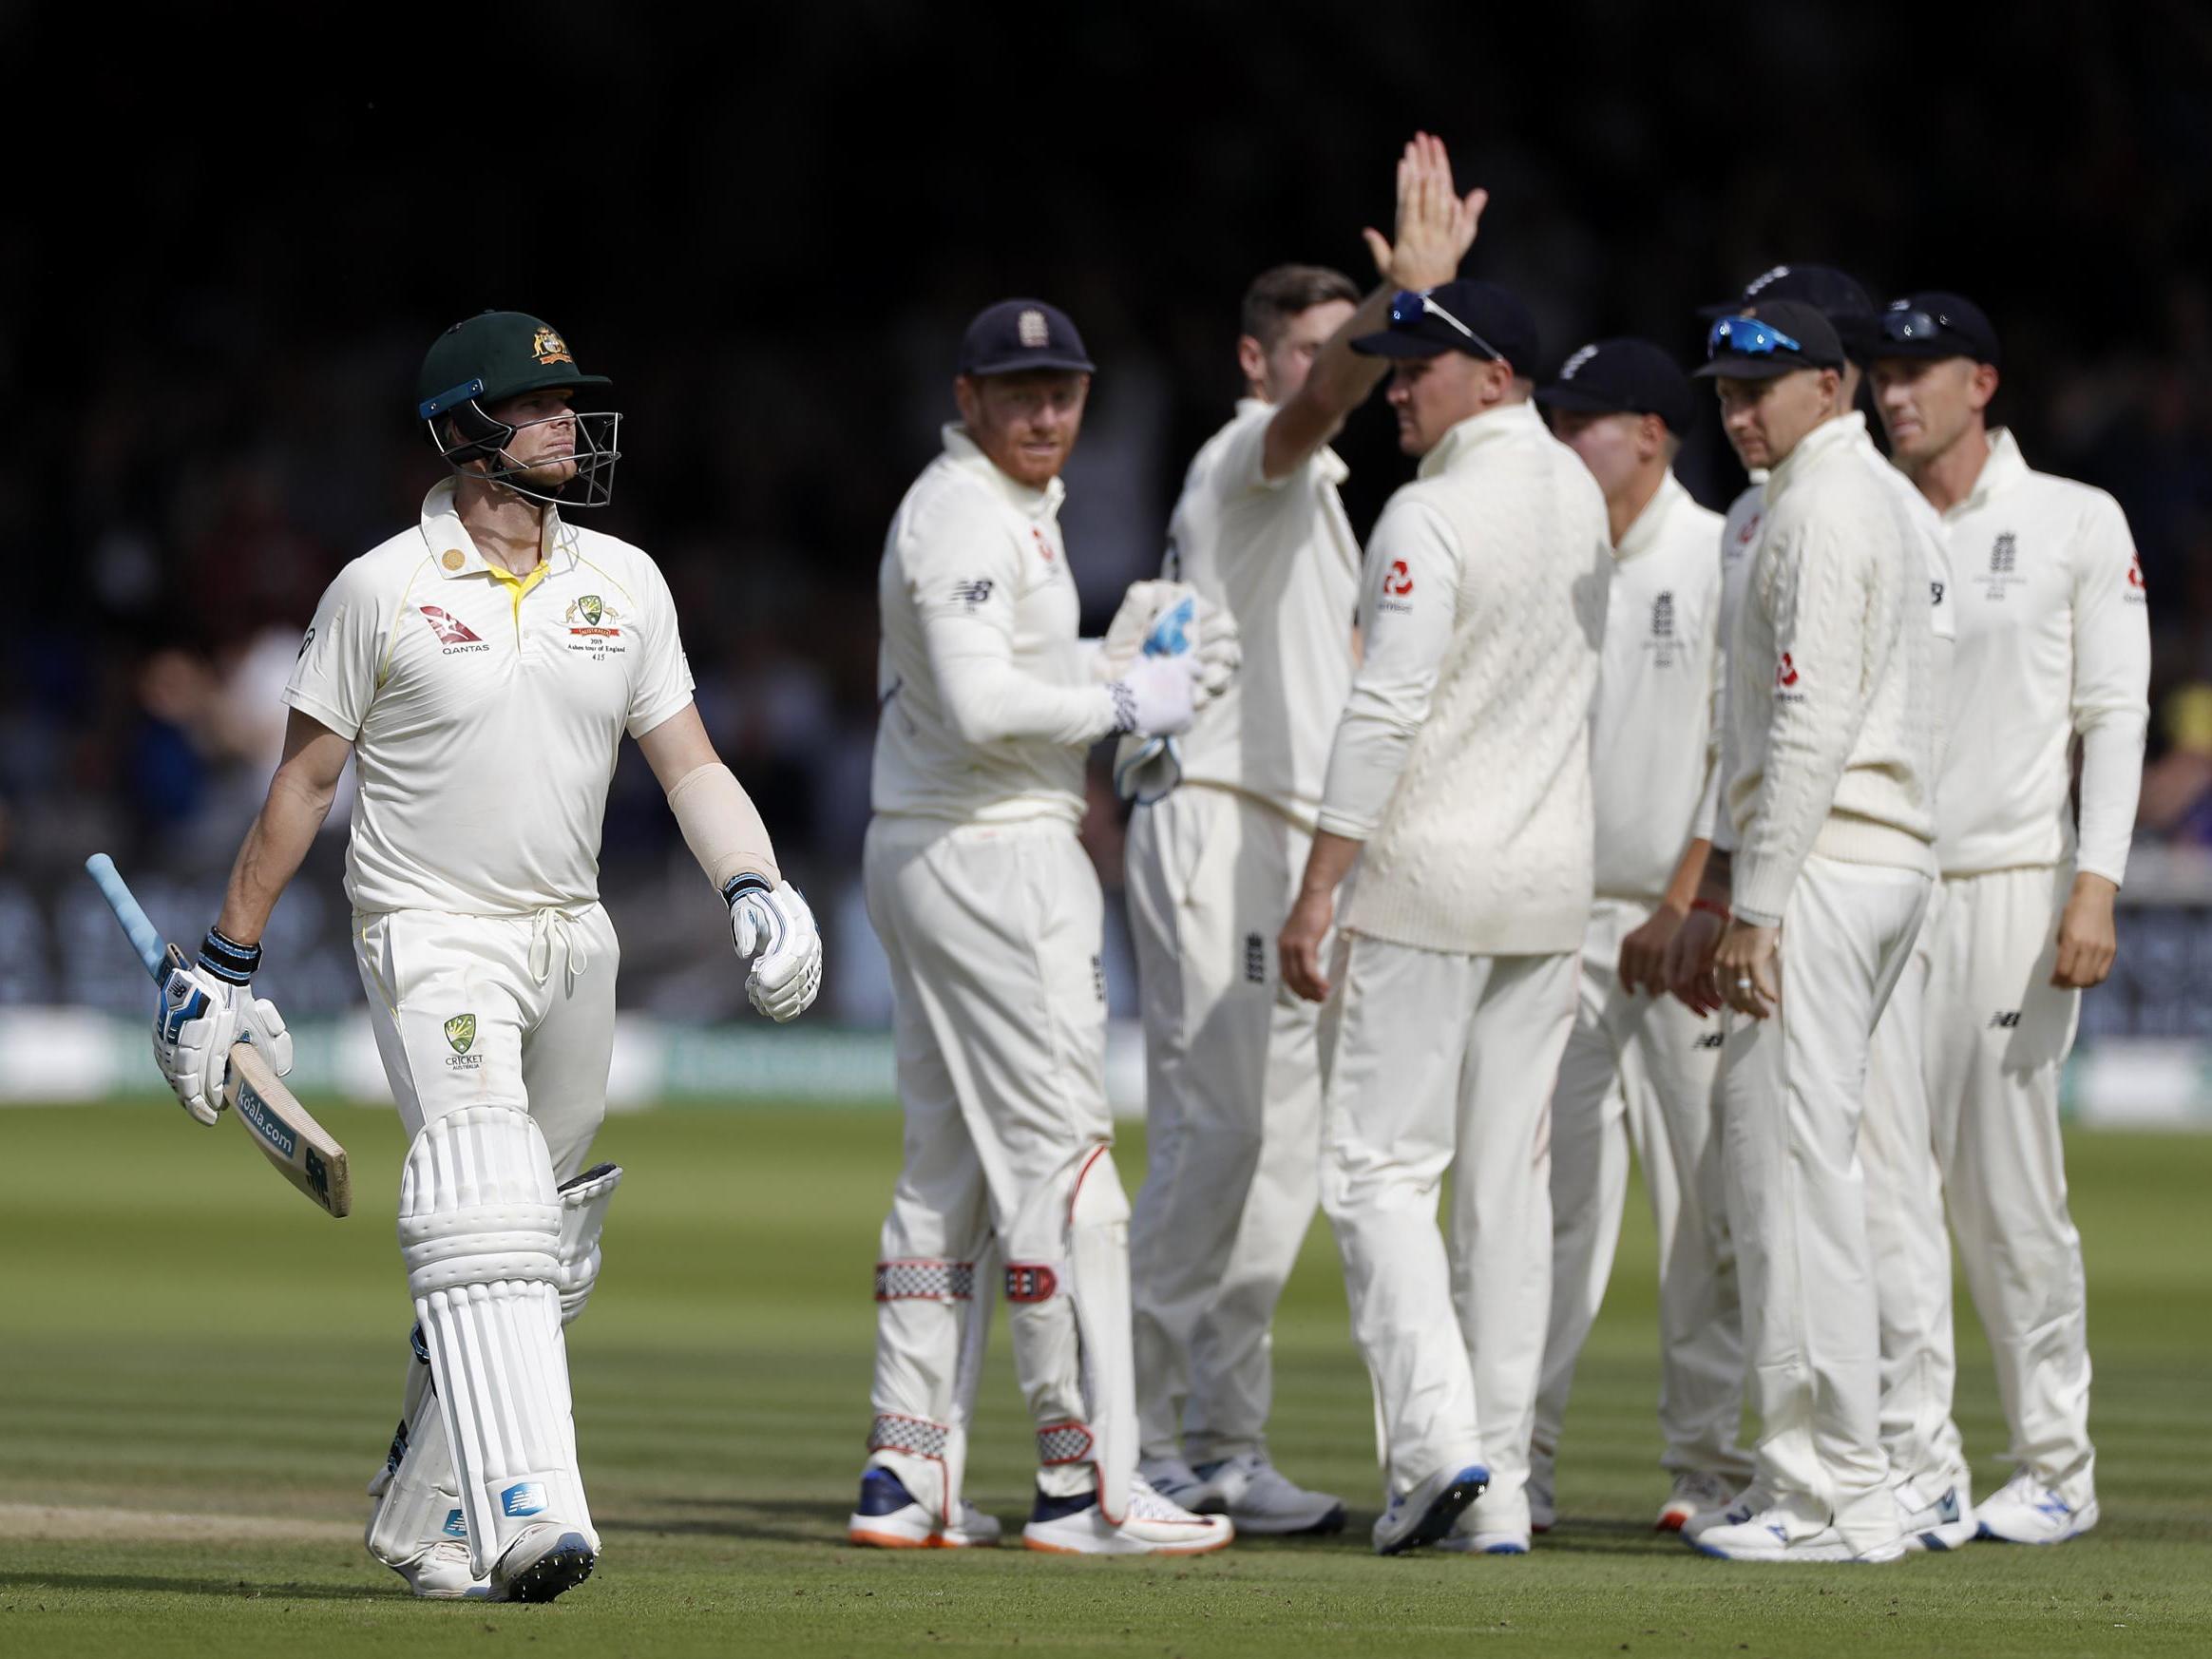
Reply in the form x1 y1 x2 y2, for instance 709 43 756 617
7 2 2211 1026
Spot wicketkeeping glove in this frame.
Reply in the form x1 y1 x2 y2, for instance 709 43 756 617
150 928 294 1126
724 875 824 1022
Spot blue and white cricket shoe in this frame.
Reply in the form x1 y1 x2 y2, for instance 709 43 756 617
1896 1474 1977 1552
1974 1471 2098 1545
1370 1463 1488 1556
847 1467 1002 1549
488 1522 597 1602
1680 1480 1772 1543
1690 1500 1905 1564
393 1539 491 1600
1021 1476 1233 1555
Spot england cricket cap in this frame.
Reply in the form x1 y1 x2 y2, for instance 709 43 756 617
1535 338 1696 435
1875 291 2003 368
1698 264 1878 364
416 311 609 421
958 298 1096 377
1694 299 1848 380
1351 279 1539 373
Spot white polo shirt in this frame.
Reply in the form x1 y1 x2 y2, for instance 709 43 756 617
1164 400 1362 830
1591 473 1724 902
285 479 695 915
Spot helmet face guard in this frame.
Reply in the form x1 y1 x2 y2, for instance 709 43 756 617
418 378 622 508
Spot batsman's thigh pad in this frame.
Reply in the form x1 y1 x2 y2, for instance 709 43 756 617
553 1163 622 1325
399 1103 592 1577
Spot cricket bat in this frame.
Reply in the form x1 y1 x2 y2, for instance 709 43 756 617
84 853 353 1218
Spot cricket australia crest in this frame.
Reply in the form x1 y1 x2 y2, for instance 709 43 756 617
444 1013 477 1055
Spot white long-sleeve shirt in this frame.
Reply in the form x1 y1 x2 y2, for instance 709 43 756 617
1161 400 1362 830
1592 473 1725 901
1694 479 1767 846
1931 428 2151 883
871 426 1121 827
1318 400 1611 955
1725 412 1937 925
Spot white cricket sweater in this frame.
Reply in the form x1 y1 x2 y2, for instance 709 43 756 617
1725 412 1937 926
1591 473 1725 901
1318 401 1612 954
1933 428 2150 883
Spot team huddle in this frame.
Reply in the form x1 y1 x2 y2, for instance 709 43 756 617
143 132 2145 1597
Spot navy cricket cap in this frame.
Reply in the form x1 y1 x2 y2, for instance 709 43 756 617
1694 299 1848 380
1351 279 1539 374
957 298 1096 377
1535 338 1696 435
1699 263 1878 365
1876 291 2002 368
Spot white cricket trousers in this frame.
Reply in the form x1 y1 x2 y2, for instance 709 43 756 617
1874 866 2093 1503
1861 883 1967 1495
353 904 619 1182
1124 785 1322 1465
862 814 1118 1501
1722 854 1931 1549
1320 933 1577 1529
1535 898 1749 1490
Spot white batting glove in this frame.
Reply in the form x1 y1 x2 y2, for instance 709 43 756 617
1093 580 1186 682
724 876 824 1022
151 932 294 1126
1108 651 1200 738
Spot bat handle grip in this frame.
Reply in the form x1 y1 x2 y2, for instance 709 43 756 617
85 853 170 982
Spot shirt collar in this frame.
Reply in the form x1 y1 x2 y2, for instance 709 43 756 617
1417 399 1543 480
1235 397 1348 485
419 477 578 580
1615 471 1688 562
1948 426 2030 520
1764 410 1865 503
942 424 1066 523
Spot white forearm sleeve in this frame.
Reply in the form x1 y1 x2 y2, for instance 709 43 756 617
2075 715 2147 887
2070 496 2153 887
668 762 780 888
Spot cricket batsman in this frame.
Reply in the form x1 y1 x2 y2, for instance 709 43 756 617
1683 300 1937 1563
147 311 823 1601
1280 276 1613 1555
1121 133 1480 1535
1527 338 1751 1535
1865 292 2149 1545
849 297 1236 1556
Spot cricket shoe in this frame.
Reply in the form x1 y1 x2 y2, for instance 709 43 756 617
1371 1463 1488 1557
847 1468 1002 1548
1195 1452 1345 1535
1138 1455 1226 1514
487 1523 597 1603
1896 1475 1977 1553
1435 1526 1530 1555
1974 1471 2098 1545
1690 1502 1906 1564
1022 1476 1234 1555
1657 1470 1740 1534
1681 1481 1773 1542
391 1539 491 1600
1439 1482 1531 1554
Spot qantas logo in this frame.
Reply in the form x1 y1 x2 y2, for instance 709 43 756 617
419 605 483 646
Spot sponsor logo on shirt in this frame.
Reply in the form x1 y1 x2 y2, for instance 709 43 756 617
1989 1010 2022 1029
1775 651 1804 702
1031 527 1058 564
1728 511 1762 562
2126 550 2147 602
296 626 315 659
951 578 994 607
419 605 489 654
1379 559 1415 614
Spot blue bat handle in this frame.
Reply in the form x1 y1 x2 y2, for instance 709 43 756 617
86 853 169 982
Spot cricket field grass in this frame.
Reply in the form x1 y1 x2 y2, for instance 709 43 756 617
2 1098 2207 1658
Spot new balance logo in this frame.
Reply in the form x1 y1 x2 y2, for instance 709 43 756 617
1695 1032 1725 1050
1244 931 1266 984
950 578 993 607
1990 1010 2023 1029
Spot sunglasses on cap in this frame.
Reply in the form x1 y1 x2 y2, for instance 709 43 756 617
1707 315 1804 358
1880 307 1968 347
1391 289 1501 360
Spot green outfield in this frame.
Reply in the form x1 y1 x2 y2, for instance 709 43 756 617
3 1099 2207 1658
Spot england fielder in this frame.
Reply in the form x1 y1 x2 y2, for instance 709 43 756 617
1683 300 1937 1564
1526 338 1751 1536
1867 292 2149 1545
849 298 1235 1557
148 311 823 1601
1279 277 1612 1555
1123 133 1481 1536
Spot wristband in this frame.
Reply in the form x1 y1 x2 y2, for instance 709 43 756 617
721 873 773 908
197 925 261 986
1689 898 1731 922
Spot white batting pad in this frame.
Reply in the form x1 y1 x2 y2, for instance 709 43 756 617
366 1336 467 1569
1066 1146 1137 1524
554 1162 623 1325
399 1104 594 1577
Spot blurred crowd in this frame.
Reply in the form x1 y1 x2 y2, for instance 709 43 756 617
7 4 2209 1026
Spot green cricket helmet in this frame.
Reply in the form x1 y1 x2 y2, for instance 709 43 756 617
415 311 621 507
